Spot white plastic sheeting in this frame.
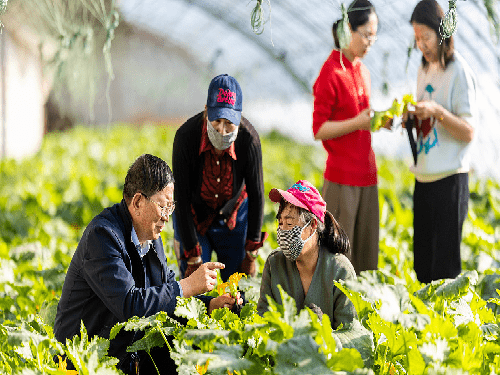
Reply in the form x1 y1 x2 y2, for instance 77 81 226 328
119 0 500 180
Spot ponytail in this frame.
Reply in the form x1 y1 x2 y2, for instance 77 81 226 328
319 211 350 255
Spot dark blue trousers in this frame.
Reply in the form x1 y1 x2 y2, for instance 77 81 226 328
173 198 248 282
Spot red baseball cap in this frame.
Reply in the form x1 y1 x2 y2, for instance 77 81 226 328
269 180 326 223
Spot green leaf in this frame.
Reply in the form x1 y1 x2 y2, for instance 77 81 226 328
327 348 364 372
366 314 425 374
481 323 500 341
172 342 253 374
334 281 375 320
419 338 449 365
332 319 374 368
174 297 208 327
38 298 59 328
109 311 179 341
415 271 478 303
274 335 332 374
127 327 166 352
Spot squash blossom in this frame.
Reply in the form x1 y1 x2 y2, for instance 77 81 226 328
217 272 246 298
370 94 416 132
196 359 210 374
57 355 79 375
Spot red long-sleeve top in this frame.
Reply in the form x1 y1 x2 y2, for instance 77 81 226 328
312 50 377 186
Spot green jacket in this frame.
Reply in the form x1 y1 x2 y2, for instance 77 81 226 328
257 248 357 329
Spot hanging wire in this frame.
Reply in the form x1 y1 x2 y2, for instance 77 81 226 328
405 38 415 74
250 0 271 34
249 0 274 45
0 0 8 32
10 0 118 124
440 0 459 43
484 0 500 43
337 2 373 70
337 3 351 70
80 0 119 122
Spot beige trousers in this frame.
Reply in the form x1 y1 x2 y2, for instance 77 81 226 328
322 180 379 274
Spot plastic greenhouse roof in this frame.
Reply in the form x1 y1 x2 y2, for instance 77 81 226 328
119 0 500 180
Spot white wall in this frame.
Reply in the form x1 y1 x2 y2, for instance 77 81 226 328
0 31 44 160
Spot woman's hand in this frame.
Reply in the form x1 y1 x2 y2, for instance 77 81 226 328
208 292 243 314
409 100 474 142
411 100 440 121
382 117 394 130
357 108 373 131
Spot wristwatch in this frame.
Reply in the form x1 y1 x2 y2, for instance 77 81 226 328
187 256 203 265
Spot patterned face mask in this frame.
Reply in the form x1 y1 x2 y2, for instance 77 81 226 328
277 220 316 261
207 120 239 150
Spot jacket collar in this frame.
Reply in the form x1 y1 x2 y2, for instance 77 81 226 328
118 199 134 238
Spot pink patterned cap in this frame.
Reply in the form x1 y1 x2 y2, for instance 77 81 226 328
269 180 326 223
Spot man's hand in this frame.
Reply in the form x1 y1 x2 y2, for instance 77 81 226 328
179 262 225 297
208 292 243 314
240 251 257 277
184 256 202 278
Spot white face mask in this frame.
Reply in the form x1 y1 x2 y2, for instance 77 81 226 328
207 120 239 150
277 220 316 261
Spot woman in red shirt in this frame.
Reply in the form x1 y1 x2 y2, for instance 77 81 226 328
312 0 379 274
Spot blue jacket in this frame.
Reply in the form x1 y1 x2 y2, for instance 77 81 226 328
54 199 188 361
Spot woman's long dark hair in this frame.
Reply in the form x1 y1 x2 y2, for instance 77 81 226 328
319 210 350 254
410 0 454 70
276 200 350 255
332 0 377 48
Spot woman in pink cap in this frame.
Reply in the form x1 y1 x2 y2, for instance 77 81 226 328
257 180 357 329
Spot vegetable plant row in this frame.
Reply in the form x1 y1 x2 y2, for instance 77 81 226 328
0 124 499 374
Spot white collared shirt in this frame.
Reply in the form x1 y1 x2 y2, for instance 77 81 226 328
131 227 151 258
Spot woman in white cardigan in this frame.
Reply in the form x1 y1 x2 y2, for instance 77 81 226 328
257 180 357 329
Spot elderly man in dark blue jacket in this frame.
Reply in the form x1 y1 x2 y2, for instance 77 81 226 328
54 154 238 374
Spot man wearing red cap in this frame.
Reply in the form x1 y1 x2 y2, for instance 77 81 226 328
257 180 357 329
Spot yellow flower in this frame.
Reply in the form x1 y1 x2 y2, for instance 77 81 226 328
57 355 79 374
228 272 246 297
228 272 245 285
196 359 210 374
217 282 229 296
